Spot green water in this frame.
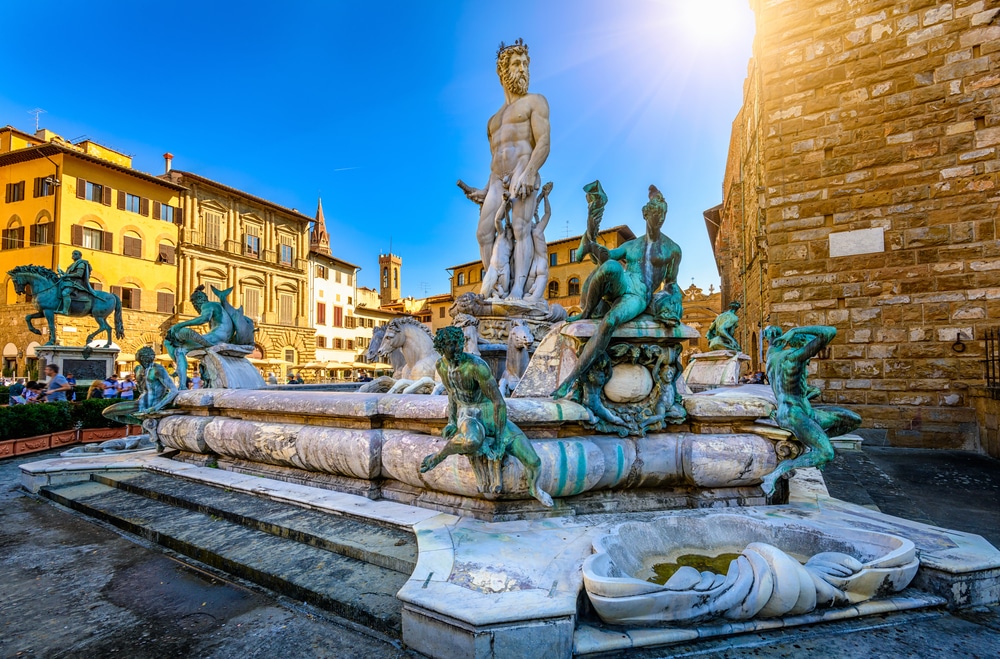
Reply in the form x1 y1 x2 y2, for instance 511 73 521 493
647 553 742 585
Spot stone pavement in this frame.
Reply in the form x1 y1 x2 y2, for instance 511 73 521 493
1 446 999 658
0 448 424 659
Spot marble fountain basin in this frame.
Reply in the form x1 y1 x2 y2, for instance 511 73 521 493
582 513 918 626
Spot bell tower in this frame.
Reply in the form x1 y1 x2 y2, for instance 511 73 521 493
379 252 402 306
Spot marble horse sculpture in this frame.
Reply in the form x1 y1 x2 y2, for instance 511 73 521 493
760 325 862 495
375 316 443 394
420 327 552 506
8 260 124 348
706 301 742 352
498 319 532 396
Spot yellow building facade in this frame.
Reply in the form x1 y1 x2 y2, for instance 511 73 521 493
162 168 316 369
0 126 182 376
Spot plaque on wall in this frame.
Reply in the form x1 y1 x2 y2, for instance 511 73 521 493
63 359 108 381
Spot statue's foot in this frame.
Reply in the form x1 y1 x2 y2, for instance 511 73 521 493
566 314 582 322
760 473 779 497
419 455 437 473
532 487 554 508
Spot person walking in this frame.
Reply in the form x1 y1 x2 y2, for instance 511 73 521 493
86 381 104 399
43 365 72 402
65 372 77 401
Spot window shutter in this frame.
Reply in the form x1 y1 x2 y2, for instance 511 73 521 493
174 205 183 223
153 201 161 220
102 231 114 252
140 197 149 216
131 289 141 310
102 185 112 206
76 178 86 199
71 224 83 246
117 190 126 210
33 178 40 198
110 286 122 299
4 183 10 203
29 225 38 244
159 244 176 264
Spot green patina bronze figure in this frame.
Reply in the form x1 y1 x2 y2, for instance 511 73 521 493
553 183 682 399
760 325 862 496
164 285 255 389
420 326 553 507
706 301 742 352
7 252 124 347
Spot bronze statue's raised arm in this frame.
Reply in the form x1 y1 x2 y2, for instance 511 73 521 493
786 326 837 361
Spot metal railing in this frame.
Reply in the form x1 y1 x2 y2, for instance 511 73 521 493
986 327 1000 400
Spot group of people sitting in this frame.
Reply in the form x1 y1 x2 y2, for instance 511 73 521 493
7 365 75 404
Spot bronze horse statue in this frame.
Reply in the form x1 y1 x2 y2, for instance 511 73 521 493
8 265 124 347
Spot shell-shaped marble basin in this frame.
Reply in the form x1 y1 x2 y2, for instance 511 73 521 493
582 514 918 626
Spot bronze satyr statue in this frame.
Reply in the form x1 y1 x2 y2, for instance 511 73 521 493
707 301 742 352
553 183 681 399
420 326 553 507
760 325 861 496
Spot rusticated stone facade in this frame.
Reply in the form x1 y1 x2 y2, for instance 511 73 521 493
711 0 1000 449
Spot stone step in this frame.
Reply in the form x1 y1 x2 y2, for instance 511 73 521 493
40 480 408 636
91 471 417 574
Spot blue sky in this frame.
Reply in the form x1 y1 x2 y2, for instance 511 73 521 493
0 0 755 298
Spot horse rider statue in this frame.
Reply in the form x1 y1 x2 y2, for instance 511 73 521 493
57 250 97 314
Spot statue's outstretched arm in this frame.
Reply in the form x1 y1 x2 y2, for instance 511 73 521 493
787 326 836 361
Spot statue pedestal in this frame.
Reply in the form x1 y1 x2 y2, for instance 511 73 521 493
34 345 119 383
514 317 699 436
188 344 266 389
682 350 750 392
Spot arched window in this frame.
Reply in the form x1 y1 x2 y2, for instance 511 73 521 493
393 268 398 288
123 231 143 258
382 267 388 287
158 241 176 264
457 273 465 286
568 277 580 296
548 281 559 298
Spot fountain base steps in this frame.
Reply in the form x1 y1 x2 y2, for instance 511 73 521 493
21 453 1000 659
38 471 417 636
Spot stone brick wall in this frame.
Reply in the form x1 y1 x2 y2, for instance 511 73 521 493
970 387 1000 458
715 0 1000 449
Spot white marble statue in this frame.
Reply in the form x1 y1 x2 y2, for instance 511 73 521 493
523 181 553 302
498 320 532 397
457 38 551 301
375 317 443 394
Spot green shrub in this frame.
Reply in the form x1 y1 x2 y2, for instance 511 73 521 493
0 402 74 441
71 399 126 430
0 385 8 406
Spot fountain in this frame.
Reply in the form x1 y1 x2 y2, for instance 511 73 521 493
16 39 1000 659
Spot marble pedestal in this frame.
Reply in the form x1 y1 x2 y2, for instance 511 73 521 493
34 344 119 383
682 350 750 392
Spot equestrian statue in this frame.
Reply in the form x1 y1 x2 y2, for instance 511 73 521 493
7 251 124 347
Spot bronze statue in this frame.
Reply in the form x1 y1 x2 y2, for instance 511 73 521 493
420 327 553 507
760 325 861 496
707 301 742 352
8 258 124 347
164 285 255 389
553 184 682 399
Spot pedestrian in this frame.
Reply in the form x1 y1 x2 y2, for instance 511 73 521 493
190 372 203 389
119 373 137 400
102 374 120 399
43 365 72 402
9 379 25 400
86 381 104 399
65 372 77 401
267 371 278 385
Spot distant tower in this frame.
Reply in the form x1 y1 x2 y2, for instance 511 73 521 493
310 197 331 256
379 252 402 306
